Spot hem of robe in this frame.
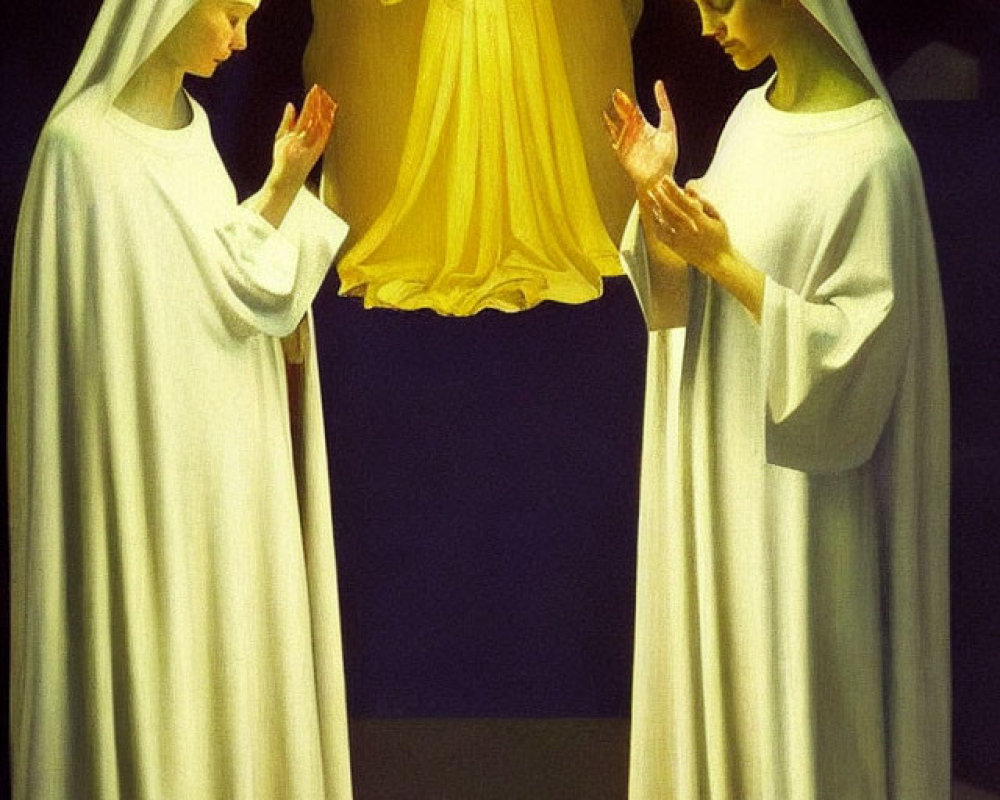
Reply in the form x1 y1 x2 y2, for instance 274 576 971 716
337 253 625 316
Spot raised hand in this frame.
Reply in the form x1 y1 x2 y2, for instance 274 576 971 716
249 85 338 229
270 84 337 191
603 80 678 190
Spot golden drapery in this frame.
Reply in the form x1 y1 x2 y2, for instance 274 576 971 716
306 0 641 315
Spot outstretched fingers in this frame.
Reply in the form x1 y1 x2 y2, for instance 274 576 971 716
602 109 623 146
605 89 644 150
304 85 336 147
299 115 317 148
611 88 637 122
310 84 335 124
294 85 321 136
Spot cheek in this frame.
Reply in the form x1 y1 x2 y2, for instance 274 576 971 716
732 12 765 49
728 9 748 36
194 20 231 55
210 23 231 50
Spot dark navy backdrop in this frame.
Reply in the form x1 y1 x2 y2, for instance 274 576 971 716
4 0 1000 792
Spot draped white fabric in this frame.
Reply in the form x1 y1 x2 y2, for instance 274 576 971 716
8 1 353 796
619 7 950 796
798 0 895 115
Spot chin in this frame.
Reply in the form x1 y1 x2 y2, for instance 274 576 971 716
192 63 219 78
731 52 766 72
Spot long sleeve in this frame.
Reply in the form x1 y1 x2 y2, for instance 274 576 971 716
217 189 348 338
618 203 660 329
761 164 911 474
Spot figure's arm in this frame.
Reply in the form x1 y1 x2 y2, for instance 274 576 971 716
648 164 913 473
605 80 690 328
245 85 337 229
213 86 348 340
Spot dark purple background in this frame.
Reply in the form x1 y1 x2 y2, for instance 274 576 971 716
4 0 1000 793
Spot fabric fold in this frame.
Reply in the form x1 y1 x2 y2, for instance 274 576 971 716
9 46 354 798
326 0 635 315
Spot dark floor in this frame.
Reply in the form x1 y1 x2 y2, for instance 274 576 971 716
348 718 999 800
349 718 628 800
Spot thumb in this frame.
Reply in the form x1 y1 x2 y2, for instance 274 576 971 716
276 102 295 138
654 79 675 128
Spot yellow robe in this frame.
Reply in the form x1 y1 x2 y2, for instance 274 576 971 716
305 0 641 315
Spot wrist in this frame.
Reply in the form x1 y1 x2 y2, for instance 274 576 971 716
637 164 675 193
704 247 737 282
264 169 302 198
704 247 765 323
251 173 300 229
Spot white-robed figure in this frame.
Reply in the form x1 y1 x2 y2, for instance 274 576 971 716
8 1 354 797
606 0 950 797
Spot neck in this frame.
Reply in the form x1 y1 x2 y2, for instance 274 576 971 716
114 53 190 130
768 12 876 113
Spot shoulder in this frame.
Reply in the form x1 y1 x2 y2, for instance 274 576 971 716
778 100 922 205
28 89 151 220
44 88 112 156
845 107 923 196
36 89 131 193
852 104 913 161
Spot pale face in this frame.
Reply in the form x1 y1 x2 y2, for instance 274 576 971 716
157 0 257 78
690 0 796 71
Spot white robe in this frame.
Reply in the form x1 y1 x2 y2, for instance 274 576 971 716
8 88 353 799
621 82 950 799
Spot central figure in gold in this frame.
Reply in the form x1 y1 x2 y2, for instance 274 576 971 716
306 0 642 315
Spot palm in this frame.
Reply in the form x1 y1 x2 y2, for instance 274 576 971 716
272 85 337 188
604 80 678 188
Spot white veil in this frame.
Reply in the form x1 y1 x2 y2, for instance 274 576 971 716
49 0 260 121
797 0 897 115
49 0 195 120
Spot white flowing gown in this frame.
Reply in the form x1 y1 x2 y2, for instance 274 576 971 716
8 85 353 798
621 79 950 799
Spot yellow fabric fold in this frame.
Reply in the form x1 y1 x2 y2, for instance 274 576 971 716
331 0 627 315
